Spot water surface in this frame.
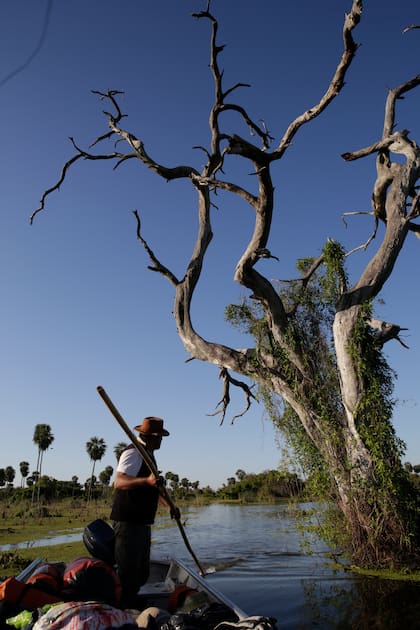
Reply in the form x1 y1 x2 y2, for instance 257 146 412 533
153 503 420 629
2 503 420 628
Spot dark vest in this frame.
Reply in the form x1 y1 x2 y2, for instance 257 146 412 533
110 446 159 525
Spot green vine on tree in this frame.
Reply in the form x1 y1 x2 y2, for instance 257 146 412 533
347 304 419 554
225 244 420 565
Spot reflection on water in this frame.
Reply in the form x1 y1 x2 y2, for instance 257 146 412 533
2 503 420 628
153 503 420 629
301 577 420 629
0 530 83 551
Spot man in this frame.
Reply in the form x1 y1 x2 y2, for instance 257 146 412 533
110 416 172 608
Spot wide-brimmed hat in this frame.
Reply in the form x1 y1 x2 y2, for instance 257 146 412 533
134 416 169 436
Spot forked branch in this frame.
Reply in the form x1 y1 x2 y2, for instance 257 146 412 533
207 367 257 425
368 318 409 349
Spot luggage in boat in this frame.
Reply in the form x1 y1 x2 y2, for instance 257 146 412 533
62 556 121 607
162 602 240 630
135 606 171 628
26 562 65 595
168 585 202 613
0 575 62 613
31 601 137 630
82 518 115 566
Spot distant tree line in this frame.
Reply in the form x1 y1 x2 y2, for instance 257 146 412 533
163 467 304 502
2 422 418 507
0 424 116 506
215 468 304 502
0 466 304 504
1 424 307 504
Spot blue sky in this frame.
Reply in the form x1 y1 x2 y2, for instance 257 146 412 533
1 0 420 490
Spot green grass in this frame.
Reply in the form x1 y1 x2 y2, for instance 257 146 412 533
0 541 87 575
350 566 420 581
0 497 111 575
0 497 179 575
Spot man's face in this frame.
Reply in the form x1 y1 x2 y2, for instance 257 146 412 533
144 433 163 450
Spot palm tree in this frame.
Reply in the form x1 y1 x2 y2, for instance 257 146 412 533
236 469 246 481
114 442 128 462
86 436 107 503
181 477 190 498
32 423 54 506
165 471 179 495
71 475 79 497
99 466 114 496
5 466 15 488
19 461 30 487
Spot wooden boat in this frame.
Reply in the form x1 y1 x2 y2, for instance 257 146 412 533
6 554 277 629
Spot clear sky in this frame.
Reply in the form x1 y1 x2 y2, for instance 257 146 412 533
1 0 419 491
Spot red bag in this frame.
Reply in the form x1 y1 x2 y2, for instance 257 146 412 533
26 562 64 594
0 576 62 610
62 556 121 607
167 584 200 613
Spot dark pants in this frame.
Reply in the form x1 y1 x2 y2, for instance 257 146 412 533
113 521 151 606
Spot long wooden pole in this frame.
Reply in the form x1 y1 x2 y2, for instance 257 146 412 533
96 385 206 576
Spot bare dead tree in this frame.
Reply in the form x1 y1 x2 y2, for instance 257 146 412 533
32 0 420 567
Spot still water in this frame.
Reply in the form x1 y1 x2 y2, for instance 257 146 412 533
153 503 420 629
2 503 420 628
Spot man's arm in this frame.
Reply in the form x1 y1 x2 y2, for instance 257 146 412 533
113 470 158 490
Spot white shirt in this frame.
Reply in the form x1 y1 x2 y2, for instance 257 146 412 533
117 447 144 477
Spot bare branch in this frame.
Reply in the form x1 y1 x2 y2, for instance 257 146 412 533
113 154 137 170
30 132 138 224
342 112 420 226
30 90 141 223
272 254 326 318
190 173 258 208
368 318 409 348
132 210 179 286
32 88 200 226
345 227 379 256
207 367 257 425
108 119 199 181
407 191 420 219
277 255 325 289
222 82 251 99
92 89 125 113
382 75 420 138
403 24 420 33
187 4 290 368
272 0 362 160
408 222 420 239
341 210 380 254
342 209 374 224
192 145 211 160
69 136 130 163
195 6 273 173
255 248 279 262
30 153 83 224
341 130 412 162
220 103 274 150
89 89 126 147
